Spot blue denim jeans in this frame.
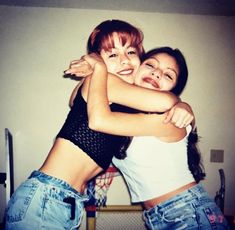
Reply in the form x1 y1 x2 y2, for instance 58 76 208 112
5 170 89 230
143 184 230 230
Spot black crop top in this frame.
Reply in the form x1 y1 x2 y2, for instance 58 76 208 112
57 87 137 170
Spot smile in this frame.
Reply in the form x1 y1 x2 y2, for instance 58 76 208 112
143 77 159 88
117 69 134 75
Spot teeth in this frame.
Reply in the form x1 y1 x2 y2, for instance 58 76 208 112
118 69 133 75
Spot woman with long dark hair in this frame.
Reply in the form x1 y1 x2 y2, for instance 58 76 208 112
78 47 229 229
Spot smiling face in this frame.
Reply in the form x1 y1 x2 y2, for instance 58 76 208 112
134 53 179 91
100 32 141 84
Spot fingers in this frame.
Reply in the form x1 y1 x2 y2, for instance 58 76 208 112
173 113 194 128
165 106 194 128
64 53 104 77
64 60 83 74
64 59 93 77
163 108 174 124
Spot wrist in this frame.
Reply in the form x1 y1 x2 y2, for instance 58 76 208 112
94 61 106 69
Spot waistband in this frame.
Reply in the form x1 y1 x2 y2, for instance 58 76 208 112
144 183 208 217
144 182 197 210
29 170 88 200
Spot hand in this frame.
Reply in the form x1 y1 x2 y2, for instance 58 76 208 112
64 53 106 77
82 53 106 69
164 102 195 128
64 59 93 77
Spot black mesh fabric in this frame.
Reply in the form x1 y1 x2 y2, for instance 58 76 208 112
57 87 137 170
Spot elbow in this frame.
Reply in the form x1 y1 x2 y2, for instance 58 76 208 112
162 95 178 111
157 99 177 112
164 100 176 111
88 115 104 131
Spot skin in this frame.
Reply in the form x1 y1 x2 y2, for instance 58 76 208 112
134 53 179 91
84 52 199 209
40 34 181 193
83 52 186 142
83 49 223 223
100 32 140 84
67 34 194 128
67 34 180 114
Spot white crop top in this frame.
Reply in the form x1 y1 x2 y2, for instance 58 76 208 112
112 125 194 203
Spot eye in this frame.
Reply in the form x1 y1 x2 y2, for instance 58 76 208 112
128 50 137 55
108 53 118 58
145 63 154 68
164 73 174 81
127 47 137 55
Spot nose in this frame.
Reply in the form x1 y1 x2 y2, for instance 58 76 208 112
120 53 130 65
151 69 162 79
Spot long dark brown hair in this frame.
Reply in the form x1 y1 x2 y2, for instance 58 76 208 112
142 47 206 182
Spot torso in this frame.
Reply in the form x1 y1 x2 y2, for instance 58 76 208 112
40 138 102 193
143 181 197 209
112 125 195 205
40 84 134 193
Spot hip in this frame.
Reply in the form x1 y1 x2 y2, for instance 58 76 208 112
143 183 229 229
5 170 89 229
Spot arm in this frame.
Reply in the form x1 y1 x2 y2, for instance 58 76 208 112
164 102 195 128
65 59 93 107
66 56 179 113
106 74 179 112
86 54 185 140
69 80 84 107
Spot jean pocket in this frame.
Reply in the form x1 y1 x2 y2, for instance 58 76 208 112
146 203 197 230
6 179 39 223
42 197 83 229
162 202 196 223
204 203 228 227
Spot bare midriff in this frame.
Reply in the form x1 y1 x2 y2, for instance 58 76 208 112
39 138 103 193
143 181 197 210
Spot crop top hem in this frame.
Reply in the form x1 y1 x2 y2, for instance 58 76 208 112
56 136 106 170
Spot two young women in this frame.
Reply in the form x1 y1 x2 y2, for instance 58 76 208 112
78 48 229 229
4 20 192 229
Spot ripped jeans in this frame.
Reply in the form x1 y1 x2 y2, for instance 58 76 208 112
143 184 230 230
5 170 89 230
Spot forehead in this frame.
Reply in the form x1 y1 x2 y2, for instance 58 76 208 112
149 53 179 71
101 32 133 51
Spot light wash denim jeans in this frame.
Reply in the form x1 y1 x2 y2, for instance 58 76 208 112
5 170 88 230
143 184 230 230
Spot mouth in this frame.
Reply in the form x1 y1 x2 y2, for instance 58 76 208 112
117 68 134 76
143 77 159 89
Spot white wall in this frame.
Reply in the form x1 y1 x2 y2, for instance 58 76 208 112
0 5 235 228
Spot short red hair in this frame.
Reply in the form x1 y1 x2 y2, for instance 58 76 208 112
87 20 144 57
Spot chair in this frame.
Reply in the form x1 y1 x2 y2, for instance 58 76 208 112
0 128 14 226
214 168 225 213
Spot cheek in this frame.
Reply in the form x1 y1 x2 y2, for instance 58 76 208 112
134 57 141 65
104 61 117 74
133 58 141 71
133 72 142 85
162 81 175 91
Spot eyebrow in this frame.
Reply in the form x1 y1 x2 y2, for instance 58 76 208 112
111 45 136 50
148 57 178 76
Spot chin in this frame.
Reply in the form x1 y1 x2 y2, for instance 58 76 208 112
122 77 134 84
147 85 161 91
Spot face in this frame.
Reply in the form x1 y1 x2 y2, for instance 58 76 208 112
134 53 179 91
100 32 141 84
